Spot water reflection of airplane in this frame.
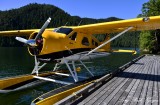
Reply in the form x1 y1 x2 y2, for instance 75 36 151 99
0 16 160 85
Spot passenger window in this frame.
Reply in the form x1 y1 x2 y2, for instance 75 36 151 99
82 37 89 46
69 32 77 40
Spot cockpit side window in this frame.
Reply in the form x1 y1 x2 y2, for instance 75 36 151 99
53 28 72 35
82 37 89 46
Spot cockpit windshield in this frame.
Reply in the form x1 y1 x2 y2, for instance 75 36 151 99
53 28 73 35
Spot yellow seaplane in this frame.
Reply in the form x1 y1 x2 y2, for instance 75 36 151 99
0 16 160 94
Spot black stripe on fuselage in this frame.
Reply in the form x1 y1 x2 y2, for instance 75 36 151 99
37 48 92 62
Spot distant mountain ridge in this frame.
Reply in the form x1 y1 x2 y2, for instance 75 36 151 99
0 3 121 30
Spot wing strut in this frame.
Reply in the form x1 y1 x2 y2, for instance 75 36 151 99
82 27 133 58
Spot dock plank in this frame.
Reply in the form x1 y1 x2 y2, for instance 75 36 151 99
115 58 149 105
110 59 150 105
92 60 143 105
78 62 139 105
88 74 128 105
79 76 117 104
136 58 155 105
144 61 154 105
121 58 152 105
79 57 147 105
157 58 160 105
152 59 158 105
76 55 160 105
102 62 145 105
131 60 153 105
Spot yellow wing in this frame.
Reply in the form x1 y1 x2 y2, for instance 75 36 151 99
0 28 54 36
1 16 160 36
73 16 160 34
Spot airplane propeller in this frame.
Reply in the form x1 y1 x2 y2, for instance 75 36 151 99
15 17 51 47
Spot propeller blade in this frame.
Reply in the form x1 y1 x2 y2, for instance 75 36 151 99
15 37 37 47
15 17 51 48
35 17 51 40
15 37 28 44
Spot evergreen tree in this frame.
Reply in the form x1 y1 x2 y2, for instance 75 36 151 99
139 0 160 53
141 0 160 16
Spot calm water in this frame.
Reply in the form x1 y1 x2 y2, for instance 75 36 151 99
0 47 139 105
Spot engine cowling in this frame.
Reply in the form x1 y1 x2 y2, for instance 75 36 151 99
28 32 43 56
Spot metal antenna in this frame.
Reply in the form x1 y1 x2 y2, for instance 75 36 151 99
65 22 68 26
78 20 82 26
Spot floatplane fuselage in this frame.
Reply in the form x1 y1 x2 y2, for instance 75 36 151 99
1 16 160 86
27 26 111 63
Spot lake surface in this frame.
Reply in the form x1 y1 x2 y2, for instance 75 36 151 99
0 47 139 105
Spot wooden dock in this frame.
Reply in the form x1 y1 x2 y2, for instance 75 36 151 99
55 55 160 105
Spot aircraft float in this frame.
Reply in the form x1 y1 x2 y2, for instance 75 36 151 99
0 16 160 94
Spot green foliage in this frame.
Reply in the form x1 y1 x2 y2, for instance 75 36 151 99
141 0 160 16
139 31 154 52
139 31 160 53
111 32 139 48
0 3 138 47
139 0 160 53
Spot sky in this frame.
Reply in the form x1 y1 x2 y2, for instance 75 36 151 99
0 0 149 19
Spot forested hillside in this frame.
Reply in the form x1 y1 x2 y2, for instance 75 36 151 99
0 3 138 47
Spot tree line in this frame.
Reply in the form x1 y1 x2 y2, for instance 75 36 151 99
0 3 138 47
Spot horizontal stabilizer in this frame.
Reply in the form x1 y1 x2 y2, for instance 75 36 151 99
112 49 137 54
